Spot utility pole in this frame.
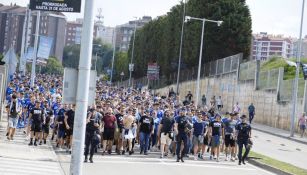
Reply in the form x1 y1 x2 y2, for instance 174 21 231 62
128 17 137 87
30 11 40 87
290 0 305 137
69 0 96 174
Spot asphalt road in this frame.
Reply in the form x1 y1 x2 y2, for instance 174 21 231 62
252 129 307 169
57 151 276 175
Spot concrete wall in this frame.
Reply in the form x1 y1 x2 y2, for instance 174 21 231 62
156 72 302 131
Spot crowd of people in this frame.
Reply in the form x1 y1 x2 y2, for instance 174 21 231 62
5 73 254 165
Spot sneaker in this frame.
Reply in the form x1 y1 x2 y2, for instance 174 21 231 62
140 150 143 155
34 142 38 146
216 157 220 162
160 155 163 159
129 151 132 155
194 156 198 161
108 150 112 155
44 139 47 144
144 152 148 155
122 151 125 155
28 142 33 146
209 155 213 160
231 157 235 162
102 151 105 155
39 141 42 145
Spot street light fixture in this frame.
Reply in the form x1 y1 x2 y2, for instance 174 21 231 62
185 15 223 108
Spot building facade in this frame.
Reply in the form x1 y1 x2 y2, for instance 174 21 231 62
97 26 114 46
252 33 294 60
65 18 98 46
115 16 152 52
0 3 67 61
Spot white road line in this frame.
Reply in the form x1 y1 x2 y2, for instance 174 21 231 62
92 159 257 171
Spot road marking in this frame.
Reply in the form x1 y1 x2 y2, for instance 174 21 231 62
91 159 257 171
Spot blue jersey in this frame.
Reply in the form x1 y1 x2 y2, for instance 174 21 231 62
27 102 35 117
52 103 61 116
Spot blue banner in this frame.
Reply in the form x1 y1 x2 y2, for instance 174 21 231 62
25 47 34 60
37 36 53 59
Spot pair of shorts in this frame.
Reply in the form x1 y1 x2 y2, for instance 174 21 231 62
66 128 73 136
160 132 172 145
225 134 236 147
8 117 18 129
192 135 204 146
31 123 42 132
103 128 115 140
123 128 134 140
203 135 209 145
211 135 221 147
300 125 306 130
57 129 65 138
42 124 50 134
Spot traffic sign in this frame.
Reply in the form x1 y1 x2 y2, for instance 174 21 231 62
30 0 81 12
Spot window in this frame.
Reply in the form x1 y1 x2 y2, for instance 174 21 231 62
68 33 71 36
68 38 71 41
123 37 127 42
69 27 72 30
124 30 128 34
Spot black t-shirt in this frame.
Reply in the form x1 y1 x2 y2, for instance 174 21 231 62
139 115 154 134
57 115 65 130
115 113 124 129
86 115 100 134
209 120 223 136
44 108 53 125
31 107 43 124
176 116 188 133
160 116 174 133
66 109 75 128
236 122 251 140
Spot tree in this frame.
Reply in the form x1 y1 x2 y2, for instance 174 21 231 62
114 52 129 81
129 0 252 80
62 38 114 75
41 57 64 75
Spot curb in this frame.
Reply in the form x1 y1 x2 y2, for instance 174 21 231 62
253 127 307 145
248 158 294 175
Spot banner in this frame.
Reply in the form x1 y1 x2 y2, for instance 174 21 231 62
37 36 53 59
30 0 81 13
147 63 159 80
25 47 34 61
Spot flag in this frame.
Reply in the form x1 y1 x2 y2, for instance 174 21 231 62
3 47 18 77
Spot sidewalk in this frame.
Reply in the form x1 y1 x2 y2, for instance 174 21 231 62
0 118 64 175
252 123 307 145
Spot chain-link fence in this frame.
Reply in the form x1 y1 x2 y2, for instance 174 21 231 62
239 61 256 81
116 53 242 90
258 68 279 90
279 78 305 101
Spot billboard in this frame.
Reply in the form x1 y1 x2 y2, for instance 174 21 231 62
37 36 53 59
30 0 81 13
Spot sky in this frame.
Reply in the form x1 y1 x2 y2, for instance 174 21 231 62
1 0 306 38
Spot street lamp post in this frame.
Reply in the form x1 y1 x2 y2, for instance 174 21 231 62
128 17 138 87
290 0 305 137
93 44 101 71
110 27 117 85
176 0 187 95
184 16 223 108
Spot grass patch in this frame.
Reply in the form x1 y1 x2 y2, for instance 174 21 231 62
260 56 307 80
249 151 307 175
